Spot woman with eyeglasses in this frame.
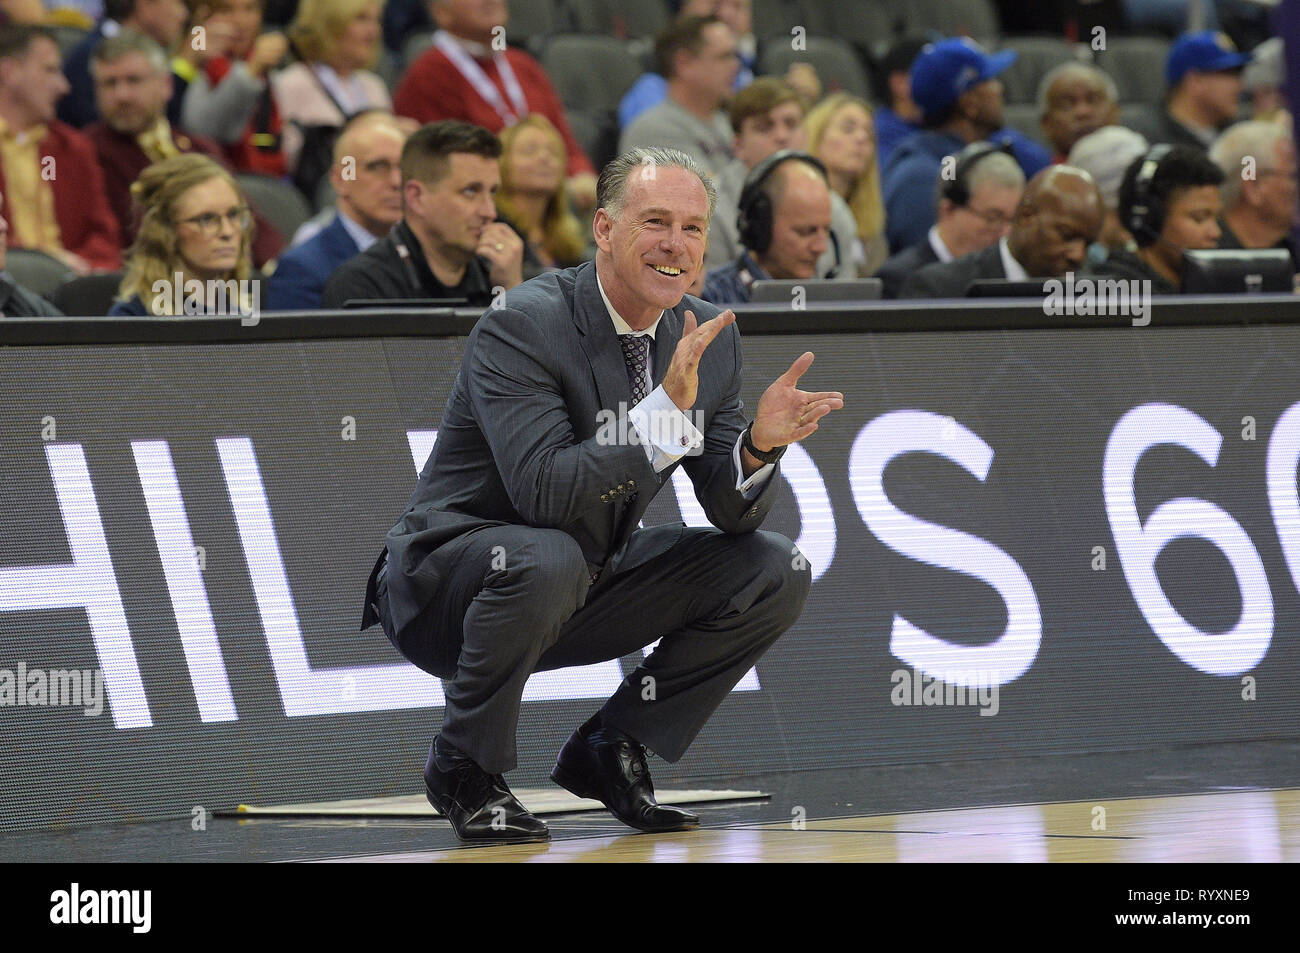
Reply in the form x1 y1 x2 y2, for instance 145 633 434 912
110 154 258 316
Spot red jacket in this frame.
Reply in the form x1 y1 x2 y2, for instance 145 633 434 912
85 121 285 268
0 120 121 270
393 44 594 178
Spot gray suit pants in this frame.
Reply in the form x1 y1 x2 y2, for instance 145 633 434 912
378 524 811 773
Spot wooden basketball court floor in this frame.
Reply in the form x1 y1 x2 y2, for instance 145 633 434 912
327 788 1300 863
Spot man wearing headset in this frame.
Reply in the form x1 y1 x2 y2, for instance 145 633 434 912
1088 144 1225 293
875 141 1025 298
699 151 833 305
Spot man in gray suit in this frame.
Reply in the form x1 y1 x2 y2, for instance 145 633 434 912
361 146 842 844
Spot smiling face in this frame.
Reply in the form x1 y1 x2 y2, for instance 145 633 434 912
593 164 711 329
173 176 246 279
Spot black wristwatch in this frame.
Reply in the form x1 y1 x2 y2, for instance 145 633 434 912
742 422 786 465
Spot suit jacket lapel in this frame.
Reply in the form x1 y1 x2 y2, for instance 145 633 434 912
573 262 632 415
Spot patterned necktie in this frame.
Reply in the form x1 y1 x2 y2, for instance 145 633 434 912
618 333 651 405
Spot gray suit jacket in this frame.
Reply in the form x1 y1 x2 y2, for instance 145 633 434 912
361 260 782 640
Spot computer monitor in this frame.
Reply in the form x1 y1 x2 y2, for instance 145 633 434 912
964 279 1051 297
1181 249 1294 293
748 278 883 303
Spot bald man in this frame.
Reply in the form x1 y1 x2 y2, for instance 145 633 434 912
701 155 833 304
266 112 409 311
1037 63 1120 160
900 165 1104 298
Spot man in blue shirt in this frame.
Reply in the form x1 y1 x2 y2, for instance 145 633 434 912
267 113 407 310
882 37 1053 253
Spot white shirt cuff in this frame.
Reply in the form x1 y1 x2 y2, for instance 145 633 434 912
628 385 704 472
733 432 774 498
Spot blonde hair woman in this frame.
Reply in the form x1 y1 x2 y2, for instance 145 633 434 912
275 0 392 188
804 93 888 275
494 114 587 270
111 154 257 316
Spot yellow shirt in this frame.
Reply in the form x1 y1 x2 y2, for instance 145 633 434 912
0 116 62 255
137 117 182 164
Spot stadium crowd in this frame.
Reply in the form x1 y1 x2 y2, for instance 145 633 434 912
0 0 1292 315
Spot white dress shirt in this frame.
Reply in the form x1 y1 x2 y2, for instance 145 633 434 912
597 274 774 498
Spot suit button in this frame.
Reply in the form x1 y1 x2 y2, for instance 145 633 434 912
601 493 610 503
627 480 635 489
617 483 626 493
746 507 758 518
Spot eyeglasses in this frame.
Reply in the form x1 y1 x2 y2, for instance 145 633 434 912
176 207 252 236
961 204 1013 229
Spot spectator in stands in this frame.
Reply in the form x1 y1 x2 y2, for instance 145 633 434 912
901 165 1103 298
1088 144 1224 293
873 36 928 174
701 152 832 305
1132 30 1250 151
180 0 290 177
322 119 523 307
0 192 63 314
708 77 855 277
87 31 283 266
1209 119 1299 266
883 37 1052 253
876 142 1025 299
110 153 256 314
1242 37 1286 123
618 14 737 181
0 25 120 272
493 113 585 272
806 93 888 277
0 0 45 24
59 0 187 128
274 0 391 195
619 0 756 130
1038 63 1120 162
393 0 597 210
266 111 406 309
1067 124 1150 260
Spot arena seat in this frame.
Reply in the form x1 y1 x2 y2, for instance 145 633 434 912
542 35 645 118
999 37 1080 105
50 272 123 317
5 249 72 300
901 0 1000 44
236 174 313 242
566 0 671 40
751 0 832 41
819 0 904 62
758 35 870 100
1095 36 1172 104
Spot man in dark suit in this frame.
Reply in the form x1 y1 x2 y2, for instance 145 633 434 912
901 165 1103 298
266 113 407 310
876 141 1024 298
361 146 841 843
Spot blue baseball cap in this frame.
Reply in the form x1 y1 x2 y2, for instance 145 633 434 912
910 38 1017 120
1167 31 1250 87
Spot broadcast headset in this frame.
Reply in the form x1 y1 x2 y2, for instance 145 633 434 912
736 149 842 276
941 140 1017 208
1126 143 1173 247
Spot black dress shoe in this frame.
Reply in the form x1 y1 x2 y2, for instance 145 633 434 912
551 720 700 833
424 738 549 844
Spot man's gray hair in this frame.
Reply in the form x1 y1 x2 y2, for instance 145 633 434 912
1036 62 1119 115
91 29 169 76
932 147 1024 208
1210 119 1291 208
597 147 718 222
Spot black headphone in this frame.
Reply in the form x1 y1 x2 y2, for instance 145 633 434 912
737 149 830 255
941 141 1016 207
1127 143 1173 246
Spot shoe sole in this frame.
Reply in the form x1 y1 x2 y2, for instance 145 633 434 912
550 764 700 833
424 782 551 845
